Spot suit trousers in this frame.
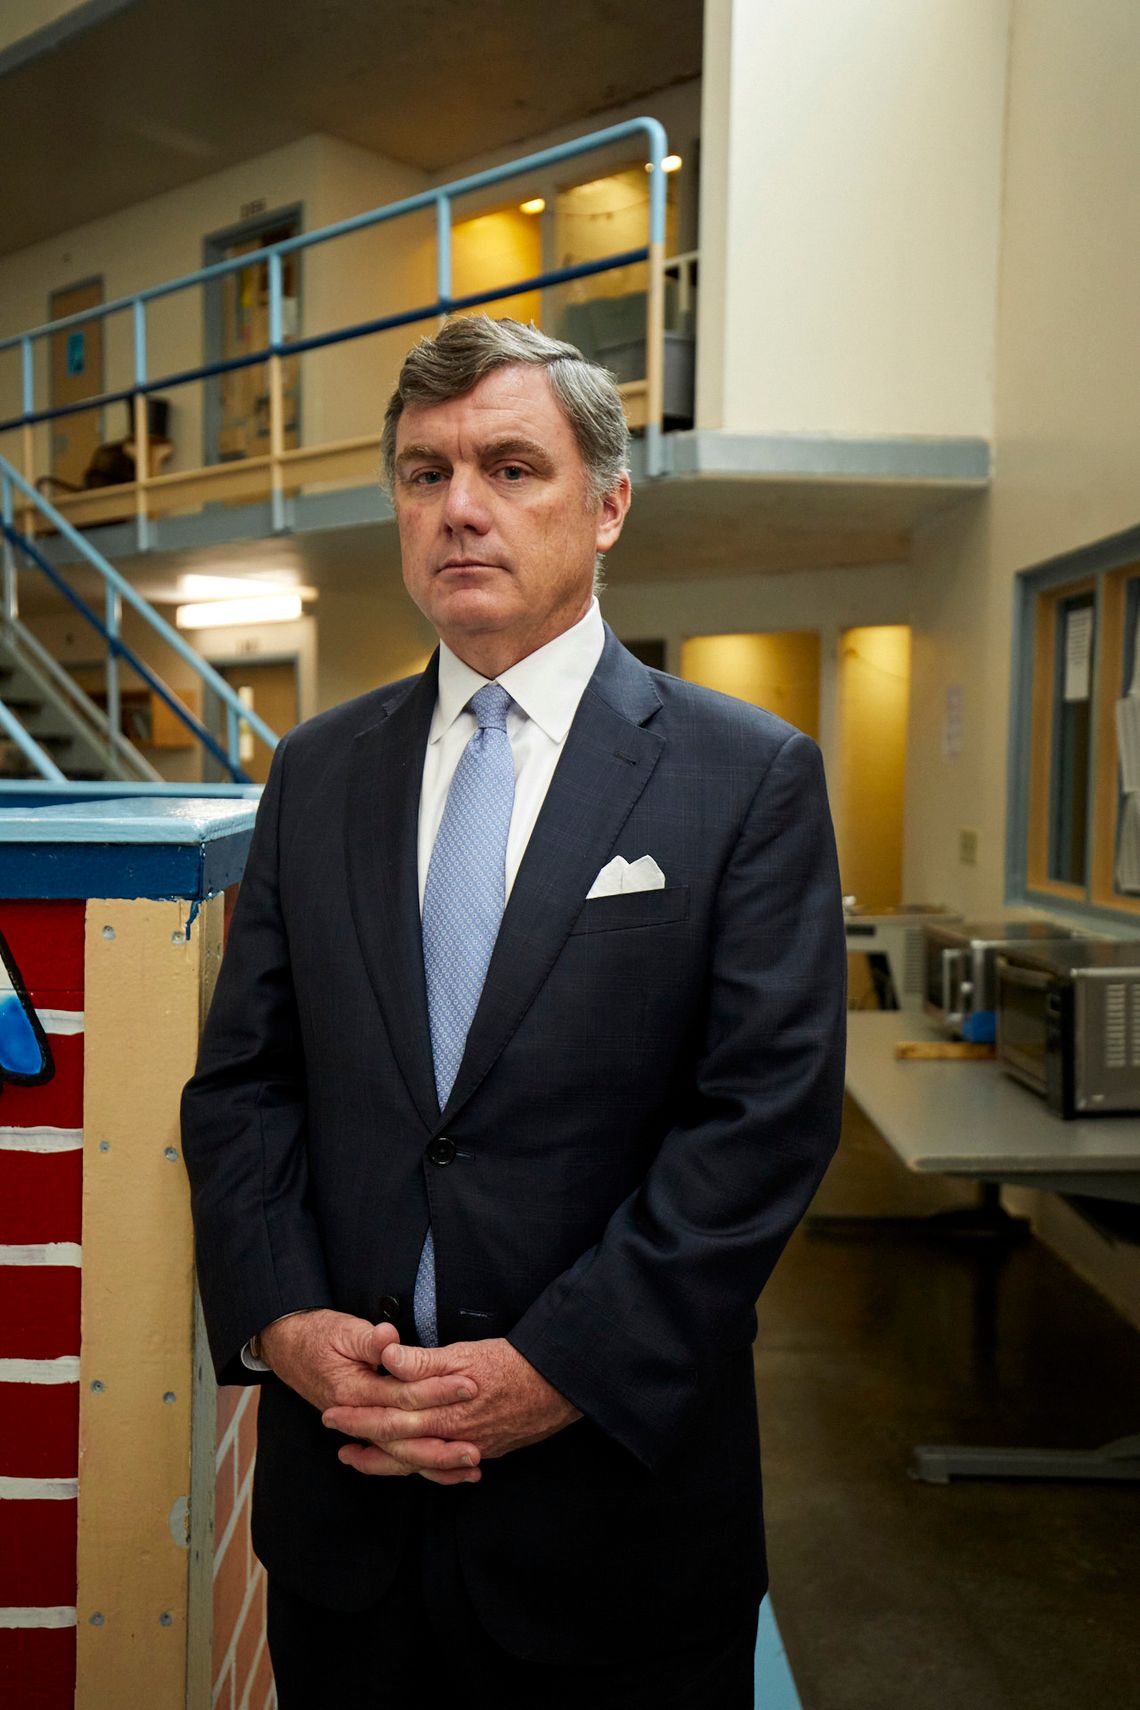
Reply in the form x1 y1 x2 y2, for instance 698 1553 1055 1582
266 1485 759 1710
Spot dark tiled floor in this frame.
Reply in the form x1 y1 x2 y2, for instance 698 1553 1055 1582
756 1096 1140 1710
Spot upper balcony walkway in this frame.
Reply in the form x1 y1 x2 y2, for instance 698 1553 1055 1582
0 118 990 582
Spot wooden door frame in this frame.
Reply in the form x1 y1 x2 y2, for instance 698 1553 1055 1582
201 204 304 466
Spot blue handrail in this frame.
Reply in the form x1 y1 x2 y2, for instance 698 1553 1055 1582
0 459 277 779
0 116 670 475
2 521 246 780
0 248 651 437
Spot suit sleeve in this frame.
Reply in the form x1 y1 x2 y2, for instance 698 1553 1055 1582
181 734 335 1386
507 729 847 1469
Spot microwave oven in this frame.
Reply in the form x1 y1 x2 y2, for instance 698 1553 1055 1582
923 919 1077 1042
995 940 1140 1118
844 906 961 1011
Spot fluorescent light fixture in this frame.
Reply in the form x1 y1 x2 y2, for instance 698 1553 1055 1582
645 155 683 174
176 594 303 630
520 197 545 215
180 574 263 600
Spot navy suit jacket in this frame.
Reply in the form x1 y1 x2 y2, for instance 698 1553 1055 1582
182 626 846 1664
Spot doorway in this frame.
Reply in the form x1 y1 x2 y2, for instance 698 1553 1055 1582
213 658 299 785
203 208 302 466
835 625 911 910
680 631 821 739
49 277 104 487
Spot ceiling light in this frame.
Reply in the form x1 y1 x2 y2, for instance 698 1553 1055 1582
176 594 303 630
645 155 683 174
520 197 545 215
180 573 292 600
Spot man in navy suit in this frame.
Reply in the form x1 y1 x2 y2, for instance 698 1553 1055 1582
182 315 846 1707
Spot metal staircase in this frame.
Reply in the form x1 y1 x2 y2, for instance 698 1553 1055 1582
0 456 279 789
0 618 159 782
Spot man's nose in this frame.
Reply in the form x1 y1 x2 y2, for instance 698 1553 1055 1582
443 469 491 533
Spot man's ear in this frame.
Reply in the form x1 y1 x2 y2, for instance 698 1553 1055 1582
595 472 632 555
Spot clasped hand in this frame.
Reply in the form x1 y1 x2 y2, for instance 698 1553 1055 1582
259 1310 579 1487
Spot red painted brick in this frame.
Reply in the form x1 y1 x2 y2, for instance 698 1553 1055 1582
213 1660 234 1710
0 1033 83 1130
234 1567 266 1703
0 1383 79 1477
0 901 84 992
215 1440 235 1546
0 1499 77 1606
216 1384 242 1448
0 1150 82 1244
236 1388 259 1481
213 1492 250 1677
0 1624 77 1710
0 1267 81 1359
249 1619 275 1708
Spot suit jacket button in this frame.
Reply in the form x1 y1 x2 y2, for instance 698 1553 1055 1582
378 1295 400 1322
427 1137 456 1166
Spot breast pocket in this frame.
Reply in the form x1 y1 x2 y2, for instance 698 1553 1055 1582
567 885 690 935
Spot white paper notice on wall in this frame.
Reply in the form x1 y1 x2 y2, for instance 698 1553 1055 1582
1116 696 1140 794
1117 794 1140 895
942 683 963 762
1063 606 1093 702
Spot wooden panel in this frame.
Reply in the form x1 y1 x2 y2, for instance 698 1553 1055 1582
76 898 212 1709
151 683 204 750
50 280 104 490
1091 569 1126 905
219 662 298 787
217 225 299 464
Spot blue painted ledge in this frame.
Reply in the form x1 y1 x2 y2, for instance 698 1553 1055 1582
757 1597 803 1710
0 794 258 900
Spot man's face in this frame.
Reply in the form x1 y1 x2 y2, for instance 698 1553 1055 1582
392 363 630 673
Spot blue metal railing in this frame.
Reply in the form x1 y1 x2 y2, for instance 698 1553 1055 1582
0 116 671 544
0 459 277 782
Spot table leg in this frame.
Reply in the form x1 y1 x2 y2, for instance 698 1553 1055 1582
806 1181 1029 1242
911 1432 1140 1484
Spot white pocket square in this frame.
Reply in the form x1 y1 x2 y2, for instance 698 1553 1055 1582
586 855 666 899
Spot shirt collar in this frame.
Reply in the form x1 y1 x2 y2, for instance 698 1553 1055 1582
431 599 605 744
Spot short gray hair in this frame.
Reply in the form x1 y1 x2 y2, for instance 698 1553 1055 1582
380 315 630 505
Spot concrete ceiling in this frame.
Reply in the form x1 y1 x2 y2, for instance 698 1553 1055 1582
1 0 703 258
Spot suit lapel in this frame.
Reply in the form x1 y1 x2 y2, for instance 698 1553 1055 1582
438 632 664 1128
345 657 441 1132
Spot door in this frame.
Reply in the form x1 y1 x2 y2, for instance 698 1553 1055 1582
205 211 301 465
218 659 299 785
680 631 821 738
49 278 104 488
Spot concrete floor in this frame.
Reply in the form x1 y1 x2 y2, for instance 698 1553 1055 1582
756 1096 1140 1710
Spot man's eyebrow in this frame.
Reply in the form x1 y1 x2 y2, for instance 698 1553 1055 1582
394 442 448 472
395 435 555 477
479 436 553 469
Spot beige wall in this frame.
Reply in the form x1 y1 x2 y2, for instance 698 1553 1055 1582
681 630 821 740
0 83 700 487
0 137 328 481
904 0 1140 919
836 625 910 908
697 0 1009 438
0 0 84 55
601 561 912 805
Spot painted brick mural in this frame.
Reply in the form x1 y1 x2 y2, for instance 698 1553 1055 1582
214 1386 274 1710
0 900 85 1710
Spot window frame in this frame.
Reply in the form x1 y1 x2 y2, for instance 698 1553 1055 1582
1008 522 1140 925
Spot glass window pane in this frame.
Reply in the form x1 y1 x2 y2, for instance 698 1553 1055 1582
1048 591 1095 885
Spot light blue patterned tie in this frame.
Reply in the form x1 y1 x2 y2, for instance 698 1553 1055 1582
414 682 516 1345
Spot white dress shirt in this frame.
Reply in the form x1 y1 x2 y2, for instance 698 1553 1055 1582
244 598 605 1369
417 597 605 907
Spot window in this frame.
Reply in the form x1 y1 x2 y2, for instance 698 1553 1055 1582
1012 534 1140 919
